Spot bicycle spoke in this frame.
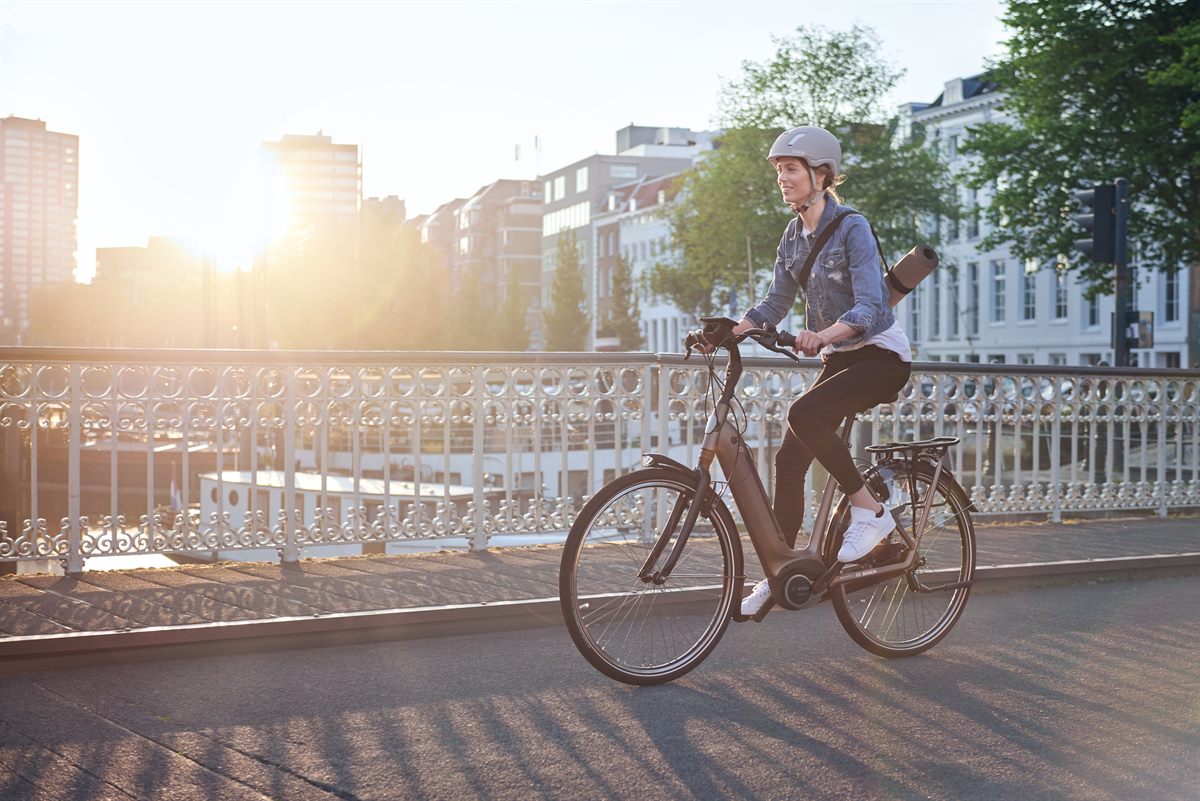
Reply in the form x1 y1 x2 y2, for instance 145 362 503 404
561 469 738 684
834 466 974 657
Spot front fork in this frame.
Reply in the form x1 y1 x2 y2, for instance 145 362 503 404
637 466 709 584
638 405 727 584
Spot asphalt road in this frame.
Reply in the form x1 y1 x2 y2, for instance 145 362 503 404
0 576 1196 801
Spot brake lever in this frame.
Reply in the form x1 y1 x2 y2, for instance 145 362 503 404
760 340 801 362
744 328 801 362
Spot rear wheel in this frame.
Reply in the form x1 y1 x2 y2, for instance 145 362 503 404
559 467 742 685
829 463 975 657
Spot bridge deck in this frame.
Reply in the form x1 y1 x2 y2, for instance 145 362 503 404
0 515 1196 639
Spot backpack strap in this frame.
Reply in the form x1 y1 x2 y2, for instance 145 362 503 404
798 210 860 289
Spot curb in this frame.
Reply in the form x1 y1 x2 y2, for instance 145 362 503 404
2 553 1197 675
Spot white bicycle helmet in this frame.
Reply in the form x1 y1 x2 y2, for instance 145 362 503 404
767 126 842 210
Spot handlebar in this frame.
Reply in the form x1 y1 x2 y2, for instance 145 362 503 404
684 322 801 363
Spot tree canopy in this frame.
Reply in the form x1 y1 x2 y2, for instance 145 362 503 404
652 24 959 318
964 0 1200 289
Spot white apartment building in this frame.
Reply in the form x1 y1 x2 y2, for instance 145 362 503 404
0 116 79 343
900 76 1189 368
592 174 694 353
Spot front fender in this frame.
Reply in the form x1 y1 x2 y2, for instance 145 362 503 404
640 452 696 476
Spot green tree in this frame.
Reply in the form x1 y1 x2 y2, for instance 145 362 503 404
603 254 646 350
653 24 959 317
450 269 488 349
964 0 1199 289
494 269 531 351
542 231 589 350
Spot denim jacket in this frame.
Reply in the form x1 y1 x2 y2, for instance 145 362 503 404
744 194 894 351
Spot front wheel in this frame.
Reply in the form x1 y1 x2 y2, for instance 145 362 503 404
829 463 976 658
559 467 743 685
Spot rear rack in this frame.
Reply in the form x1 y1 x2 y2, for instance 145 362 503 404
865 436 959 457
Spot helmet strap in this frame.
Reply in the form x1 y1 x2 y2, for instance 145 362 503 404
798 166 824 212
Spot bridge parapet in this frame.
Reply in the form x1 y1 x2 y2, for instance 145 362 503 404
1 347 1196 571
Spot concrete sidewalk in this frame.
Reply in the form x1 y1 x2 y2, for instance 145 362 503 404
0 514 1196 641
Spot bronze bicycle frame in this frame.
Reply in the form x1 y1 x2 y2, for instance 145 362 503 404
681 333 943 602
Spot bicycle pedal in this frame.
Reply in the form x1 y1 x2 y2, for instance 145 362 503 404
752 598 775 622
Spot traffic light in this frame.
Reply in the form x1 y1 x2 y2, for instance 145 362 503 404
1072 183 1116 263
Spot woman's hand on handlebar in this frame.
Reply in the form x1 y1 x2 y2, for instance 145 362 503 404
690 318 754 355
792 330 824 357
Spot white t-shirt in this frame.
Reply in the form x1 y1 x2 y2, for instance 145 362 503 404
822 320 912 362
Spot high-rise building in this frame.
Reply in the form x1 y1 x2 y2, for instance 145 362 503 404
0 116 79 342
260 132 360 235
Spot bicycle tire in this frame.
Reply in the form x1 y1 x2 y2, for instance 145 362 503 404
559 466 743 685
828 461 975 658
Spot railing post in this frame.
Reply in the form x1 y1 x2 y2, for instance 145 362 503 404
472 365 486 552
65 363 83 575
657 355 669 458
640 363 652 469
1158 384 1168 517
1051 389 1062 523
281 367 299 564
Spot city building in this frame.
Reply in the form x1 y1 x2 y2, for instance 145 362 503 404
362 195 406 227
260 132 361 236
418 197 466 270
537 125 713 349
451 179 543 328
93 236 202 286
592 173 693 352
0 116 79 343
900 76 1190 368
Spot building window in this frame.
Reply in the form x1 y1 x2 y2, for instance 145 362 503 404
991 260 1006 322
930 273 941 339
1054 268 1068 319
1017 353 1035 365
1163 352 1182 369
948 270 960 338
909 286 921 343
575 167 588 193
542 201 590 237
966 188 979 239
610 163 637 180
1022 261 1037 320
553 175 566 202
1166 269 1180 322
1050 353 1067 365
967 262 979 335
543 180 552 202
1086 295 1100 328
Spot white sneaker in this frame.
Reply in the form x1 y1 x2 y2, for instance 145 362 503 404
838 505 896 563
740 578 772 617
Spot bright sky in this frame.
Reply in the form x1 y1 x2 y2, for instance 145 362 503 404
0 0 1008 279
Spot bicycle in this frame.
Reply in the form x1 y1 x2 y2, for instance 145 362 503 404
559 316 977 685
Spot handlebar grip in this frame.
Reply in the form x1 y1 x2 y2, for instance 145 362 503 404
777 330 797 348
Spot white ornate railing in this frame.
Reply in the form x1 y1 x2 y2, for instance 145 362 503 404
0 347 1197 572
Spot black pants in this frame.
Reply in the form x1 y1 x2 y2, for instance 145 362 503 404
774 345 912 547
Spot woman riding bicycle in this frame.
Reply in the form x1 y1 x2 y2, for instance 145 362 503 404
735 125 913 616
